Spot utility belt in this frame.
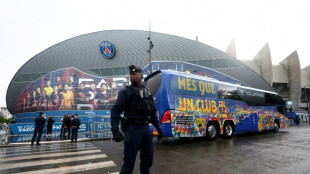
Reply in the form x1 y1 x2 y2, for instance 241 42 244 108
120 116 148 133
128 120 149 126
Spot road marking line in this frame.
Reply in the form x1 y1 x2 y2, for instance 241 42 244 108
0 154 107 170
0 144 96 155
0 146 98 157
12 161 116 174
0 149 102 162
9 138 92 145
2 143 94 151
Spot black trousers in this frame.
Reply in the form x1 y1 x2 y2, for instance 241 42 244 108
63 127 70 139
120 124 153 174
47 126 53 134
31 127 43 143
60 126 64 136
71 128 78 142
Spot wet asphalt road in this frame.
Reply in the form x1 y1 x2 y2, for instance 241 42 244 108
1 125 310 174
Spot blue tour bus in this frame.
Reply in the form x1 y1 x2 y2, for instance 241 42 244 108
144 70 289 139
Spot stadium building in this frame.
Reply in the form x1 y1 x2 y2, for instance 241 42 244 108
7 30 307 133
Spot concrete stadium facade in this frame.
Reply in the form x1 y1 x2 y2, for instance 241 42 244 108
225 39 310 113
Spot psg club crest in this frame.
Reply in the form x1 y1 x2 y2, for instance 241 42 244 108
99 41 115 59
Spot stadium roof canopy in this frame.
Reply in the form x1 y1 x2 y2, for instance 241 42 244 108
6 30 274 113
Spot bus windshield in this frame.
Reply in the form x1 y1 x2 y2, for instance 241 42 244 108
145 72 162 96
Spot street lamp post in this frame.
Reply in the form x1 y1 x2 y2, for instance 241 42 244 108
147 23 154 74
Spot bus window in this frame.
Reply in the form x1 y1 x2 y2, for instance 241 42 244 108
276 95 285 105
237 87 266 106
218 84 242 101
145 72 162 96
265 93 277 106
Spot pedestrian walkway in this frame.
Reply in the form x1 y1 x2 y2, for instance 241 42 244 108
0 142 120 174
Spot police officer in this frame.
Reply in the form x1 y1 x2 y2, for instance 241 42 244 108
31 112 46 145
111 65 163 174
59 115 66 137
71 114 80 143
46 117 55 139
63 113 71 139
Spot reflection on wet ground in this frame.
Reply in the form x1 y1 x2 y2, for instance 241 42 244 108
150 126 310 174
2 124 310 173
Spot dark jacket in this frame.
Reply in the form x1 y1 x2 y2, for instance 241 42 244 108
110 85 160 132
47 118 55 128
35 116 46 129
64 116 71 128
71 118 81 129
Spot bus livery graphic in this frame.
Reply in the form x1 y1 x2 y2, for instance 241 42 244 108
145 70 289 139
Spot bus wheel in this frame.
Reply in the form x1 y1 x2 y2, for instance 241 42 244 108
206 122 218 140
224 122 234 138
273 121 280 133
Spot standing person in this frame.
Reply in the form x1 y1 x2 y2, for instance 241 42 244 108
108 81 118 105
50 85 63 110
63 113 71 139
110 65 163 174
60 84 74 110
44 80 54 97
36 86 42 111
59 115 66 137
40 91 50 111
97 83 110 110
88 81 98 109
56 75 64 92
31 112 46 145
24 93 31 112
71 114 81 143
46 117 55 139
77 83 87 104
68 75 78 93
30 90 39 111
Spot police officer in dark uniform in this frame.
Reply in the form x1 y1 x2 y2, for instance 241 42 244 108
111 65 163 174
31 112 46 145
71 113 81 143
63 113 71 139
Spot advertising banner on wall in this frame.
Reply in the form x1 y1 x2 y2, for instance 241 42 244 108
14 67 129 114
10 122 90 135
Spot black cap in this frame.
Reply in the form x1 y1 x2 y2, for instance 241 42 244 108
129 65 142 73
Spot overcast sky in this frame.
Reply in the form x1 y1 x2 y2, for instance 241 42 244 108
1 0 310 107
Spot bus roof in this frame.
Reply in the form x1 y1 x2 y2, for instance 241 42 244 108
145 70 279 96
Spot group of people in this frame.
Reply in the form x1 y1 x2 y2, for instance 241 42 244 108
19 75 121 113
59 113 81 143
31 112 81 145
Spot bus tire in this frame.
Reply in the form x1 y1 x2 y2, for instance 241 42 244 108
273 120 280 133
206 122 218 140
223 121 234 138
